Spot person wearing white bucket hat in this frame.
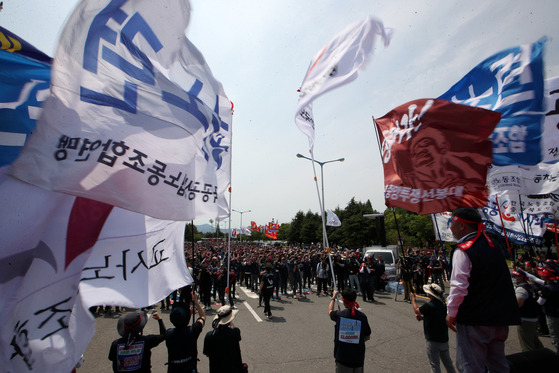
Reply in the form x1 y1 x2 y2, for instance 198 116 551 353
411 284 455 373
203 305 246 372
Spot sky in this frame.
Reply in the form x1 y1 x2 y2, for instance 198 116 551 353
2 0 559 230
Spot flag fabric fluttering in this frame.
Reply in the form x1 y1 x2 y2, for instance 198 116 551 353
439 38 546 166
295 16 392 148
481 194 548 245
431 212 456 243
542 77 559 164
265 222 279 240
375 98 501 215
0 26 52 63
0 168 192 372
326 209 342 227
250 221 258 232
0 47 50 167
241 226 252 236
10 0 232 221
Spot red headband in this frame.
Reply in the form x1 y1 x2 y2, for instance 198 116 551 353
452 215 494 249
342 296 360 316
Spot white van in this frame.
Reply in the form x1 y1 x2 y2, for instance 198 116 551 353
362 245 399 281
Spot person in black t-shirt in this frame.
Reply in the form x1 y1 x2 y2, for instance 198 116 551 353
329 288 371 372
411 284 455 373
108 311 166 373
203 305 244 373
164 292 206 373
260 262 275 319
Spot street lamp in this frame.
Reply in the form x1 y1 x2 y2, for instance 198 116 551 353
296 153 344 217
232 209 251 242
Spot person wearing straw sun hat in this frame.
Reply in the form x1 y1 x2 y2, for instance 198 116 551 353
411 284 455 373
108 310 166 372
203 305 246 372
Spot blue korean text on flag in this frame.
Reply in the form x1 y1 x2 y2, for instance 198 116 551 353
439 38 546 166
10 0 232 221
0 48 50 167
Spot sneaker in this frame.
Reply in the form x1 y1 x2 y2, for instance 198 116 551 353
267 315 273 319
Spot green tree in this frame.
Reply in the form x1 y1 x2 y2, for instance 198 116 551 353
384 207 434 249
278 222 290 241
300 210 321 244
184 222 202 243
288 211 305 244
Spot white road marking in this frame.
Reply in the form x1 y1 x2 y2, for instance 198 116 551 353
242 298 263 322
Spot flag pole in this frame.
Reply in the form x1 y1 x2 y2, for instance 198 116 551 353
554 217 559 260
494 196 514 258
517 195 535 253
226 102 234 307
307 146 338 292
431 214 445 253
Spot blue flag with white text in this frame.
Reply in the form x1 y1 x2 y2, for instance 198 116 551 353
0 48 51 167
439 38 546 166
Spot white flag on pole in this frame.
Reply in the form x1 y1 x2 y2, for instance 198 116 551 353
10 0 232 221
295 16 392 147
326 209 342 227
0 168 192 372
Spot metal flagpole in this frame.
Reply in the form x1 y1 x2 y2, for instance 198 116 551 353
304 146 338 293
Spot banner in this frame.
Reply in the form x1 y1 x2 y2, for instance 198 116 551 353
375 98 500 214
241 226 252 236
264 224 277 240
487 162 559 196
431 212 456 242
481 194 546 245
0 49 50 167
326 209 342 227
542 77 559 163
10 0 232 221
295 16 391 147
439 38 546 166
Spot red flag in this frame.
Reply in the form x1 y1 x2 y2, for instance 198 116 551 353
250 221 258 232
265 225 278 239
375 99 501 214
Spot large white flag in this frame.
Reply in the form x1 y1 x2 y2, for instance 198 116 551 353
0 169 192 372
10 0 232 221
295 16 392 147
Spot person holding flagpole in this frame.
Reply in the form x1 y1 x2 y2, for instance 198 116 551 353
329 288 371 372
446 207 520 372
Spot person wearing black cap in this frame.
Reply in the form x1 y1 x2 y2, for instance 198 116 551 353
328 288 371 372
108 310 166 372
446 207 520 372
203 305 245 373
164 291 206 372
411 284 455 373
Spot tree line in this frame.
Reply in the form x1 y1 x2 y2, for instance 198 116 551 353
186 197 438 250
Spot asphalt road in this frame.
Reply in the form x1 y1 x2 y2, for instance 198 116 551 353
79 283 554 373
